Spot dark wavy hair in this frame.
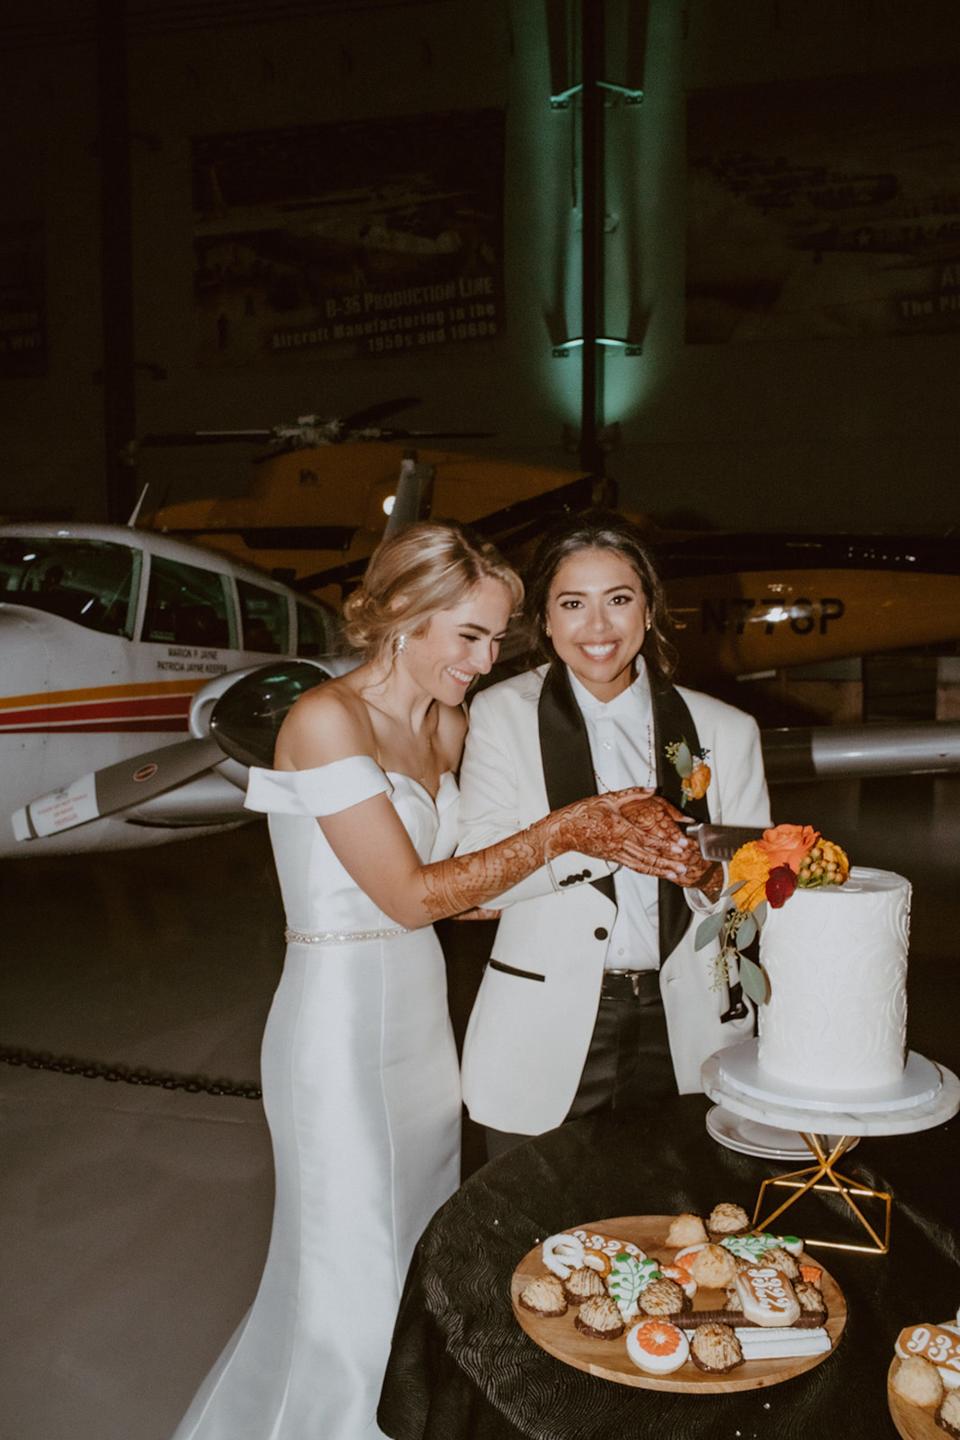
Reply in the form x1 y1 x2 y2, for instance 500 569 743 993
523 508 677 681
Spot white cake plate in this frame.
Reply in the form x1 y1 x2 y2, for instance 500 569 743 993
705 1107 860 1162
701 1042 960 1255
703 1041 960 1138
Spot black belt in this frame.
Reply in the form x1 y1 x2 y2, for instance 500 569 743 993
600 969 661 1003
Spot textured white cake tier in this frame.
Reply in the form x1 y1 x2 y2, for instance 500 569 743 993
757 866 911 1093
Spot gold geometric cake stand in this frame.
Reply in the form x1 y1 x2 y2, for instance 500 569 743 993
701 1044 960 1257
751 1134 892 1255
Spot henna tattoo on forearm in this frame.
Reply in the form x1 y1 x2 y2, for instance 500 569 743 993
420 825 547 921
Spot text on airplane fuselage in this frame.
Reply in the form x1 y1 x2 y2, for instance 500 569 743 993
698 597 846 636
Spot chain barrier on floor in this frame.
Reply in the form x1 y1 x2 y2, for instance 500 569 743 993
0 1044 262 1100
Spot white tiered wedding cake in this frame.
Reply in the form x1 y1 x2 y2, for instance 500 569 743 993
756 867 911 1094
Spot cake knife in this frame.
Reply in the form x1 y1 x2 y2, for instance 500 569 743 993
679 822 767 860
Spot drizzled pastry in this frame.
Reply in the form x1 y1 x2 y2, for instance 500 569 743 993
638 1277 686 1317
707 1202 750 1237
563 1266 606 1305
689 1322 744 1373
938 1388 960 1437
763 1245 800 1280
795 1280 827 1319
574 1294 626 1340
519 1274 567 1317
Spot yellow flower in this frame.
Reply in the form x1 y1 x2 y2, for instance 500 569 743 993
683 762 711 801
728 841 771 912
798 838 850 888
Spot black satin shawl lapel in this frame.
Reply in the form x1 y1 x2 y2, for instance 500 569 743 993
537 662 616 904
652 677 711 963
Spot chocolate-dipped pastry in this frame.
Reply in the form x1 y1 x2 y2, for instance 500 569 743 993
518 1274 567 1317
574 1294 626 1340
689 1322 744 1373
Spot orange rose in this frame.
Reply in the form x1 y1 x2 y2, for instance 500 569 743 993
756 823 819 875
728 841 771 912
682 762 711 801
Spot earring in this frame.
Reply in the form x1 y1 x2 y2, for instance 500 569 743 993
395 633 407 654
645 619 652 632
544 623 552 638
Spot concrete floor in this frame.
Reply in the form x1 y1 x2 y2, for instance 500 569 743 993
1 773 958 1440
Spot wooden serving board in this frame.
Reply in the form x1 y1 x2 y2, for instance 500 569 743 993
888 1357 952 1440
511 1214 846 1394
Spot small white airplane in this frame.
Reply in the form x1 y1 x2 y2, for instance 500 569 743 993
5 498 960 860
0 520 344 858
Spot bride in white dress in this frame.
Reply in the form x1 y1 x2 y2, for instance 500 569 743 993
169 523 692 1440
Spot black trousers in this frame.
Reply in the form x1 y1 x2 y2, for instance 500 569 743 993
483 971 673 1162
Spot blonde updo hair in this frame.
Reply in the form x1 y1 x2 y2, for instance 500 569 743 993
342 522 523 663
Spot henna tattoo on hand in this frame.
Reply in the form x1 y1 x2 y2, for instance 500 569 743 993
419 788 700 923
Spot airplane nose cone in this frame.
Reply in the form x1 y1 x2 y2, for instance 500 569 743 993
0 606 54 714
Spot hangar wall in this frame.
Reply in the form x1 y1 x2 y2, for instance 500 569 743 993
0 0 957 530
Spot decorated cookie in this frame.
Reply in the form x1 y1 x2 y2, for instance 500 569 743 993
720 1232 803 1263
735 1266 801 1328
541 1233 586 1280
626 1320 690 1374
606 1253 662 1321
896 1325 960 1390
571 1229 646 1266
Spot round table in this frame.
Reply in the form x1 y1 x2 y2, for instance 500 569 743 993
378 1095 960 1440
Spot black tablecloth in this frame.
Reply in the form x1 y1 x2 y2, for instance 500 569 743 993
378 1096 959 1440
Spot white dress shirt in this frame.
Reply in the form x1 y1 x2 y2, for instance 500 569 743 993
567 664 661 971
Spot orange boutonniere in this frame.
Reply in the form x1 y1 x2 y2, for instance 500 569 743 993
664 739 711 808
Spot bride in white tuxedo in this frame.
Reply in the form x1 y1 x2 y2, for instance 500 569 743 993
169 521 693 1440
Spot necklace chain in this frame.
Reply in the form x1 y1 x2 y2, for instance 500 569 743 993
593 720 656 794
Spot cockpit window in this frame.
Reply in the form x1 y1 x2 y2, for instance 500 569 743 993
0 537 140 637
142 554 233 648
237 578 289 654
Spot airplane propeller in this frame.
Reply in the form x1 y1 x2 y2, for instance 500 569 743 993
11 662 338 842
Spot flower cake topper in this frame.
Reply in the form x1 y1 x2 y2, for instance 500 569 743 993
694 823 850 1004
664 739 711 807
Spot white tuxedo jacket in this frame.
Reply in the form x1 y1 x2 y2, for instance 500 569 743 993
456 662 771 1134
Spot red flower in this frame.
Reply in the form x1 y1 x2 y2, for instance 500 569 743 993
765 864 798 909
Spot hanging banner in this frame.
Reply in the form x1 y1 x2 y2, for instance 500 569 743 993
685 65 960 341
192 110 504 365
0 222 45 379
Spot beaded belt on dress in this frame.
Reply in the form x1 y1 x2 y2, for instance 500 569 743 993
285 926 409 945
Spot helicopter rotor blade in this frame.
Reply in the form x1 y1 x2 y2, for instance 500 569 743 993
140 430 274 446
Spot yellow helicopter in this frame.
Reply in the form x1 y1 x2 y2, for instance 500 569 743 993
140 400 960 711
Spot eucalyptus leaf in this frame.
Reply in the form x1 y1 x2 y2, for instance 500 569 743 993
675 741 693 778
694 911 727 950
739 955 771 1005
753 900 768 928
737 912 758 948
723 881 745 897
